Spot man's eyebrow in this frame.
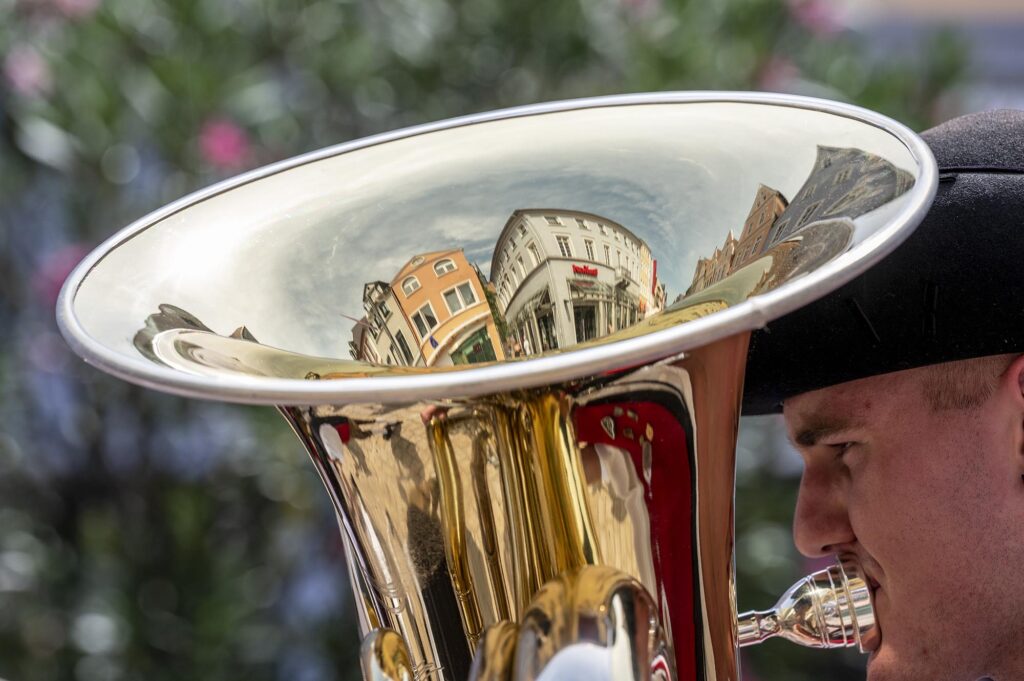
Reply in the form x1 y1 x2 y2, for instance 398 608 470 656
790 418 866 447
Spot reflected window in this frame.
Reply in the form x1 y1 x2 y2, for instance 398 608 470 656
604 245 611 265
379 301 391 319
458 281 477 306
797 201 822 228
434 258 456 276
518 224 527 238
556 235 573 258
545 215 562 226
584 239 595 261
395 330 414 364
517 257 527 279
443 281 478 314
527 242 541 267
537 312 558 351
412 302 439 338
402 276 421 296
573 305 598 343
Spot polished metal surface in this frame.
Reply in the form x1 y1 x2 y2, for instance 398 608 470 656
56 93 932 680
736 555 879 653
57 92 935 405
279 333 748 680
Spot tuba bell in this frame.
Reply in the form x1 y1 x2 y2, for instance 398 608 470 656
57 92 936 680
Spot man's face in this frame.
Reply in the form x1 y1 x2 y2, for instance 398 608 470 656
783 361 1024 681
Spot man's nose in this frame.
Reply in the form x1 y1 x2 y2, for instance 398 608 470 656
792 465 856 558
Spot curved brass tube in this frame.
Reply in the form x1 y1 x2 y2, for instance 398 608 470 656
362 628 415 681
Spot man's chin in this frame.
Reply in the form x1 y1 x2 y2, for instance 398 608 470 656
866 643 951 681
866 644 908 681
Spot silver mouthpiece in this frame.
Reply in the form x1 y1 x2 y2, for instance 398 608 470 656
736 555 878 653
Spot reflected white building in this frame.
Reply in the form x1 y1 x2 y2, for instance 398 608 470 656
349 280 422 366
490 209 664 356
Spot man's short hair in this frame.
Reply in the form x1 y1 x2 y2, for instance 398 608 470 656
921 354 1016 411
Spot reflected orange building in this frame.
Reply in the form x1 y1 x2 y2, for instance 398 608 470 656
391 249 505 367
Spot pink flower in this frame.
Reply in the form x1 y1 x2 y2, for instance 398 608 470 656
33 243 90 308
757 56 800 92
787 0 843 36
198 118 251 170
3 45 52 98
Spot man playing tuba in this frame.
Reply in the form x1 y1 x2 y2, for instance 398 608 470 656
744 110 1024 681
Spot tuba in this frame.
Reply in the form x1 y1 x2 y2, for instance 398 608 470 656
57 93 936 680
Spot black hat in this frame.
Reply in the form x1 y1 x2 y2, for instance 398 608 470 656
742 110 1024 415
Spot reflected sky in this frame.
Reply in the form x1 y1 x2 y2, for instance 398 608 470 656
72 101 919 365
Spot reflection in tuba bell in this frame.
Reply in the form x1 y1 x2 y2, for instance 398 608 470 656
58 93 937 680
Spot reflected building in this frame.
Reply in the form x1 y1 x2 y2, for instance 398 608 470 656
686 146 913 296
687 184 788 296
349 281 421 366
765 145 915 248
490 209 664 357
733 185 789 270
687 231 739 295
376 248 507 366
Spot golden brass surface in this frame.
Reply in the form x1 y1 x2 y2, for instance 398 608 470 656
512 565 667 680
469 621 518 681
362 628 416 681
275 336 751 680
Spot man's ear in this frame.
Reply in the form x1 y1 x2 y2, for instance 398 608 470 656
1008 354 1024 407
1005 354 1024 482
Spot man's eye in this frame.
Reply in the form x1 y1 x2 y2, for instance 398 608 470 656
830 442 855 459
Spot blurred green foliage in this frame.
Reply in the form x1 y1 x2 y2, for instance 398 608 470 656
0 0 967 679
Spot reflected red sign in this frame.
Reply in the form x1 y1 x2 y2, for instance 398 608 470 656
572 264 598 276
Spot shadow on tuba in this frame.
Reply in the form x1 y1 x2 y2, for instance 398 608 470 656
58 93 936 680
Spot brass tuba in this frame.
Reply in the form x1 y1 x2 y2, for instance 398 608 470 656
57 93 936 680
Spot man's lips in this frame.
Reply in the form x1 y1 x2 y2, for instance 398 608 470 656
864 574 883 653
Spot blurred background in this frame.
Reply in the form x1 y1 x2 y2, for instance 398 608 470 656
1 0 1021 679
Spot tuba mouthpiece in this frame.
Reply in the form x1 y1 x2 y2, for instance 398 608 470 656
736 556 879 653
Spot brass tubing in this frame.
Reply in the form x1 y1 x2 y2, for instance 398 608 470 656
362 628 415 681
427 413 485 648
491 405 547 613
470 428 513 624
523 392 603 574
